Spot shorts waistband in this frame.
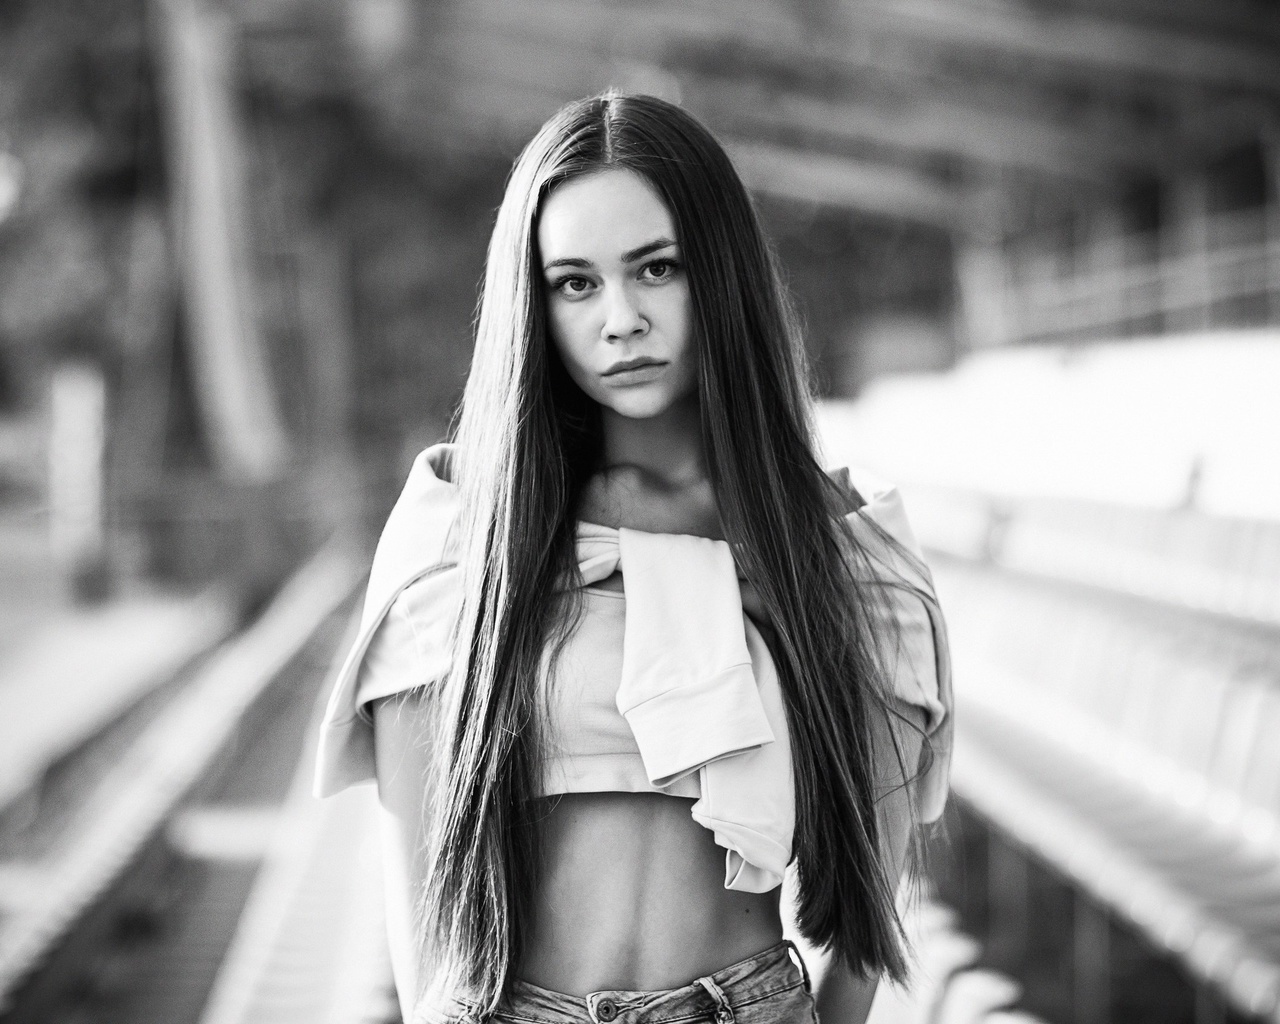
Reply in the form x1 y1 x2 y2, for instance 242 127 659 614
495 940 811 1024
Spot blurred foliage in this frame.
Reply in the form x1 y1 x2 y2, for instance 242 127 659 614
236 16 514 496
0 0 163 412
0 0 511 507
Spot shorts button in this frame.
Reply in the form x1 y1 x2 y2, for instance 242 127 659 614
596 998 619 1022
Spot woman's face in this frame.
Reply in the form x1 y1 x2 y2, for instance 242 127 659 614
537 167 696 421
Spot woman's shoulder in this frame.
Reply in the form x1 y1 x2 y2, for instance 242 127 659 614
355 443 463 642
370 444 461 568
313 444 463 797
380 442 462 551
824 463 925 564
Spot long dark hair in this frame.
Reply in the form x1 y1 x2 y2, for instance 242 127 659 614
420 92 916 1012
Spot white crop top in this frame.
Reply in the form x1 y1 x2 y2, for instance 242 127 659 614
314 445 953 895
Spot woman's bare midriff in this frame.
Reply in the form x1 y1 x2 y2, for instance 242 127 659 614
514 475 781 993
519 791 783 994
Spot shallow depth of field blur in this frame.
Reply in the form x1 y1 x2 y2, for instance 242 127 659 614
0 2 1277 1023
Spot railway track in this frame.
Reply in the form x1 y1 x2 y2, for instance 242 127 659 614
0 544 363 1024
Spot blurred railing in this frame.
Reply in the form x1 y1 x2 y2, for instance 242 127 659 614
921 499 1280 1022
905 488 1280 627
1005 209 1279 344
819 333 1280 1023
0 545 361 1019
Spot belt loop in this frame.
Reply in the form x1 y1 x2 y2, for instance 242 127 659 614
695 975 736 1024
783 939 813 994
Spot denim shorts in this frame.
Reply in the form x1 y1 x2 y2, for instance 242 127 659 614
482 940 817 1024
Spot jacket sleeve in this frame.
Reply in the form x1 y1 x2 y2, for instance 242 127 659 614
313 445 463 798
313 564 461 797
839 469 954 824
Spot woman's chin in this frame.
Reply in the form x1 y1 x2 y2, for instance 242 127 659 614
599 394 680 421
595 383 698 423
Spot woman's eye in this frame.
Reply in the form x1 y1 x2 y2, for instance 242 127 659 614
641 259 681 283
553 276 594 298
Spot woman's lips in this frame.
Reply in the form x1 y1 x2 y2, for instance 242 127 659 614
601 358 667 385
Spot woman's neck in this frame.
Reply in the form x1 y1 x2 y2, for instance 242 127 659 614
600 397 706 488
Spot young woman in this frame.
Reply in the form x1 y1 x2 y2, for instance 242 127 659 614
315 92 952 1024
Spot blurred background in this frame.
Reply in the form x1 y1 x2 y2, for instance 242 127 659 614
0 0 1277 1022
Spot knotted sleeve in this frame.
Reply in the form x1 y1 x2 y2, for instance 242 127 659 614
614 528 776 790
611 528 792 893
692 616 794 893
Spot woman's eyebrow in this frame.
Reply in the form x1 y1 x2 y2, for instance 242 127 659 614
542 238 677 272
543 256 593 271
621 237 677 263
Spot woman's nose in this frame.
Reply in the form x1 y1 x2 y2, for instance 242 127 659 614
602 286 648 341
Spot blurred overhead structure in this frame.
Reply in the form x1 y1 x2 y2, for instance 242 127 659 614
170 0 1276 454
8 0 1270 576
309 0 1280 354
726 141 965 228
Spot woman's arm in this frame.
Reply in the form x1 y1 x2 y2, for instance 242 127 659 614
811 701 928 1024
372 689 437 1024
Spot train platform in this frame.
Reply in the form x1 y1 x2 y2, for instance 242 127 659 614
0 543 365 1021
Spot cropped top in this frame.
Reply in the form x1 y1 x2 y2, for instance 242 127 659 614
314 444 953 895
